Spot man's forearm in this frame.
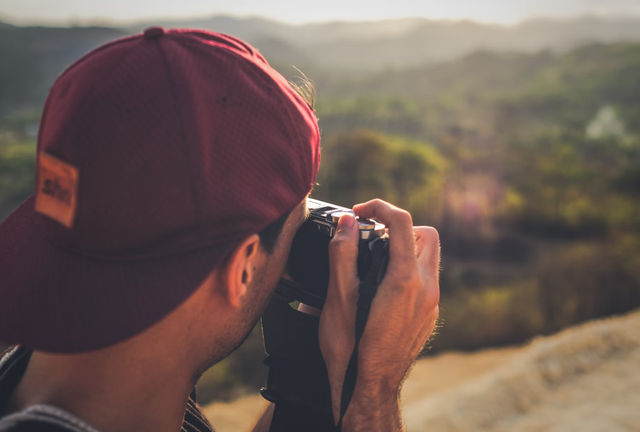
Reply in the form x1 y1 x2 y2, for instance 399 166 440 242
341 383 404 432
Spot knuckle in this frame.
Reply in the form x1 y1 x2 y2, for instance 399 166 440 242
415 289 439 315
395 209 413 226
426 290 440 310
388 269 420 292
329 237 354 257
328 238 343 254
425 226 440 243
422 277 440 309
416 226 439 246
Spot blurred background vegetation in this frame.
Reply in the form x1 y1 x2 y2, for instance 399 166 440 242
1 16 639 404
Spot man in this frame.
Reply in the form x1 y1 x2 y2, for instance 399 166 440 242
0 27 440 431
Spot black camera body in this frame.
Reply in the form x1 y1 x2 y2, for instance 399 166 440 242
261 199 390 427
275 198 387 310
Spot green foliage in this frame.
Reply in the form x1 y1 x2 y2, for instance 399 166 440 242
0 136 36 219
537 241 640 333
432 281 544 352
316 97 425 139
0 26 126 114
501 129 640 236
314 130 446 224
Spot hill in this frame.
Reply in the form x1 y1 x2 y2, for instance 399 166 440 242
0 25 126 114
3 16 640 115
202 308 640 432
124 16 640 71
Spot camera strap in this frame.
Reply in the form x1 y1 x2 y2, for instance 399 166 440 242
337 238 389 430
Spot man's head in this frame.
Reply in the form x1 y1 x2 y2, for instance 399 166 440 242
0 27 320 353
178 198 309 377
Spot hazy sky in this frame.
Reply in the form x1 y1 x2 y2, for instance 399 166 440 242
2 0 640 25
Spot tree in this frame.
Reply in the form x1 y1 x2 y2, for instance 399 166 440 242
315 129 446 224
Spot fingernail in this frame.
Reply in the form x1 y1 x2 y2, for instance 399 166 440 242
338 214 355 229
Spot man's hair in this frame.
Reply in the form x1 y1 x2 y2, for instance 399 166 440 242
289 74 316 110
258 75 315 254
258 210 291 253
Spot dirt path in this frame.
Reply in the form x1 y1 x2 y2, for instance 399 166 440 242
203 309 640 432
401 346 520 403
490 350 640 432
405 309 640 432
202 394 268 432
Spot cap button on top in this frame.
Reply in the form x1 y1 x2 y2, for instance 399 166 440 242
144 27 166 39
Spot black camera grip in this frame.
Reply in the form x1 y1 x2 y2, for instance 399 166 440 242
262 236 389 432
261 294 338 431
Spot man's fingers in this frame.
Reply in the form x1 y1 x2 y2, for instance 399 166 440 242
413 226 441 312
414 226 441 271
353 199 417 269
327 213 360 302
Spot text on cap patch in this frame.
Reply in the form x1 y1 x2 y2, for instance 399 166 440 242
34 152 79 228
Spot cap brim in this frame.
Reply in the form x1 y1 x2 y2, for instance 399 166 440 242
0 196 229 353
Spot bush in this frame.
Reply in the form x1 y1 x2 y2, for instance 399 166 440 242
431 282 544 353
0 137 36 220
314 129 446 225
538 242 640 333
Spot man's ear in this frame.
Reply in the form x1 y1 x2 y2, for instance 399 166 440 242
222 234 263 308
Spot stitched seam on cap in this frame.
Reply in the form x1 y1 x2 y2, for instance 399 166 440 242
172 34 314 208
154 38 203 228
38 35 140 156
39 40 141 245
50 40 140 151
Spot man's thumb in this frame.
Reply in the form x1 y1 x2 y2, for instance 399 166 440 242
329 213 359 263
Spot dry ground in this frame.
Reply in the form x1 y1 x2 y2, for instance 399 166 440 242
203 309 640 432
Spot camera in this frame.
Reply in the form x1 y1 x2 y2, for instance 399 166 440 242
275 198 388 310
261 199 389 424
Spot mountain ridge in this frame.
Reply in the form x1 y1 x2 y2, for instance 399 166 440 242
122 15 640 70
2 16 640 113
3 15 640 72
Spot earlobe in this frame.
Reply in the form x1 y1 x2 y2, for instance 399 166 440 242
224 234 262 308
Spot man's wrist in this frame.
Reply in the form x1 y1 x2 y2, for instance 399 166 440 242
340 382 403 432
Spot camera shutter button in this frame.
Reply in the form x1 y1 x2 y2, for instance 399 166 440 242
357 218 376 230
329 211 354 223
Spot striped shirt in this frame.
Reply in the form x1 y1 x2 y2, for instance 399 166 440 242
0 346 214 432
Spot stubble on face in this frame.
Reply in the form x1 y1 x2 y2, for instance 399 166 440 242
195 199 309 379
235 199 309 338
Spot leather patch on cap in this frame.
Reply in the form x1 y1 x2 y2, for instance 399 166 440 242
34 152 79 228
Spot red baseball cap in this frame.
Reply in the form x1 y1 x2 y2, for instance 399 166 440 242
0 27 320 353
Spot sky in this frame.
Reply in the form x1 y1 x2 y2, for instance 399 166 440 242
1 0 640 26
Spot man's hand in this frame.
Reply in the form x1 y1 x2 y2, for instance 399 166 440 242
319 199 440 431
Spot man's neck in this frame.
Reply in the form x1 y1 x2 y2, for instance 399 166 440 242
7 344 198 432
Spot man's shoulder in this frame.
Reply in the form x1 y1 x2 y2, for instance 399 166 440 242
0 349 101 432
0 405 99 432
0 418 79 432
0 421 69 432
0 348 214 432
